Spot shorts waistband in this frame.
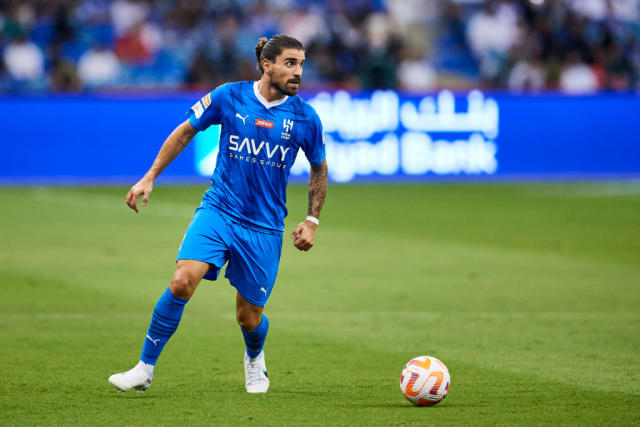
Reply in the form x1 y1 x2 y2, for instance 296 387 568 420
199 201 283 236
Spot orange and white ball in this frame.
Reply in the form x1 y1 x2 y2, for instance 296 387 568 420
400 356 450 406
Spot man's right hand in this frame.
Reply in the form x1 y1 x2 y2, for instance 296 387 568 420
126 178 154 213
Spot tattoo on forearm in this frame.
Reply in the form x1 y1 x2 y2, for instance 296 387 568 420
308 161 327 218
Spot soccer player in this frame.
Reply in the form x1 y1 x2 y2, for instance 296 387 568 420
108 34 327 394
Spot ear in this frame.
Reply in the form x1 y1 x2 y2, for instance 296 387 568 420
261 58 272 73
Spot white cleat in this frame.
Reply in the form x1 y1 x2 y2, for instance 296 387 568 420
108 364 152 392
244 351 269 393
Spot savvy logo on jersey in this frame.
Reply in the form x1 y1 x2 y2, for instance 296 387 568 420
229 135 290 162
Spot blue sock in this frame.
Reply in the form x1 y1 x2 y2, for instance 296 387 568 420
140 287 188 365
241 314 269 358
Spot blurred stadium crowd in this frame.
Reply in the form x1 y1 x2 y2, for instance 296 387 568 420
1 0 638 93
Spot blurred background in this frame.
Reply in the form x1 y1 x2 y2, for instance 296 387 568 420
1 0 638 92
0 0 639 183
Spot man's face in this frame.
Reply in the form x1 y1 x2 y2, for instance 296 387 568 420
265 48 305 96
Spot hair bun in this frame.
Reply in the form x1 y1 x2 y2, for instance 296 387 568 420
255 37 269 71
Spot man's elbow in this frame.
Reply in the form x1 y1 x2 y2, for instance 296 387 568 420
310 159 328 175
179 120 198 138
173 120 198 147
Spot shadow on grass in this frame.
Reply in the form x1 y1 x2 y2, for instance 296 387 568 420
358 403 447 411
106 391 157 399
361 401 472 409
267 390 331 396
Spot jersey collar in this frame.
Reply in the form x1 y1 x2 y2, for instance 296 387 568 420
253 81 289 109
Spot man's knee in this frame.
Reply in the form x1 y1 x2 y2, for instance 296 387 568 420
170 268 199 299
235 292 264 331
169 260 209 299
236 309 261 331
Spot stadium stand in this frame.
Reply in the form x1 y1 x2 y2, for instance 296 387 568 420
0 0 638 92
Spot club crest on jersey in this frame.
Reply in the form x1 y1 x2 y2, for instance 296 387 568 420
255 118 274 128
201 92 211 108
281 119 294 140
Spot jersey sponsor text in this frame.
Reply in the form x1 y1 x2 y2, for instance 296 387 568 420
255 119 274 128
229 135 290 162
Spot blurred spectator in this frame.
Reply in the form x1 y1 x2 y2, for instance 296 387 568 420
606 43 636 89
569 0 639 22
50 59 82 92
76 0 113 25
559 51 598 93
3 34 44 82
466 0 521 82
51 1 76 43
507 57 546 91
359 13 400 89
185 49 218 88
114 19 161 64
2 3 35 40
466 1 521 57
78 44 121 87
110 0 149 35
48 41 81 92
397 46 436 91
281 5 327 47
115 25 151 63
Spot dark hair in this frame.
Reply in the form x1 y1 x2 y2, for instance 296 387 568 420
255 34 305 73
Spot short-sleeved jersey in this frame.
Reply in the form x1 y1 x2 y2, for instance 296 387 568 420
187 81 325 234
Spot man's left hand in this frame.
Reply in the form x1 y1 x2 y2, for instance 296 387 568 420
290 220 317 251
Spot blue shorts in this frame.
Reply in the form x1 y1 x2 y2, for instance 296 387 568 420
176 207 283 307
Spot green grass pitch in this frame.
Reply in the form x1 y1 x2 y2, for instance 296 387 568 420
1 182 639 425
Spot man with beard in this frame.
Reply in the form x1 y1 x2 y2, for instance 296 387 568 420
108 35 327 394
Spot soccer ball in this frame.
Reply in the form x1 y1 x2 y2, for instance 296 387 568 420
400 356 450 406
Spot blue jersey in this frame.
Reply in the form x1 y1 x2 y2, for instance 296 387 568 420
187 81 325 233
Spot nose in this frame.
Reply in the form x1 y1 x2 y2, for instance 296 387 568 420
294 64 302 76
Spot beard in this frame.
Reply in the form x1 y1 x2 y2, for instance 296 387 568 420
269 73 301 96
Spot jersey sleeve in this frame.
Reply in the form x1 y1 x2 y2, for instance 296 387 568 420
186 84 227 131
302 110 326 165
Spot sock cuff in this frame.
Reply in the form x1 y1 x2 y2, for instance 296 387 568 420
164 287 189 305
243 314 269 339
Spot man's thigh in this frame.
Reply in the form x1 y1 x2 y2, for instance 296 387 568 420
177 207 230 281
175 259 211 279
225 226 283 307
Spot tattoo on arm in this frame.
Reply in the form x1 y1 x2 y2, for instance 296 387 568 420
174 122 197 148
308 160 328 218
